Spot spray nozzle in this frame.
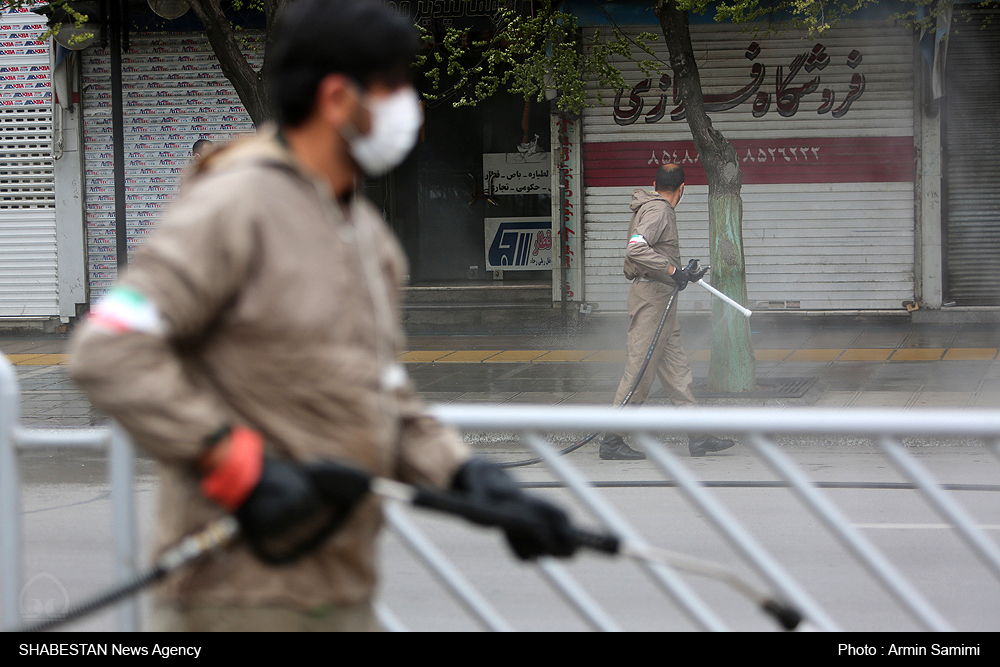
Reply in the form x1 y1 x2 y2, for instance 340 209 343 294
685 259 709 274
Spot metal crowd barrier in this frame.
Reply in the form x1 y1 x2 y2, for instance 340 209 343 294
3 347 1000 631
0 354 140 632
400 403 1000 632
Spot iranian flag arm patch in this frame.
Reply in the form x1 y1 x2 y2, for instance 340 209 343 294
88 287 167 337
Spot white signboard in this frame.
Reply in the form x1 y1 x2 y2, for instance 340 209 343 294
483 152 551 196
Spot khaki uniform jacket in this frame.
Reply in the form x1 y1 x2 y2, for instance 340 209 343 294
68 129 470 611
622 189 681 282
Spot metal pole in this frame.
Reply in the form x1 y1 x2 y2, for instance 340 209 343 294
429 403 1000 439
634 433 840 631
535 558 622 632
0 355 23 630
382 502 514 632
522 431 729 631
109 0 127 273
747 433 953 632
374 602 408 632
877 435 1000 582
110 423 139 631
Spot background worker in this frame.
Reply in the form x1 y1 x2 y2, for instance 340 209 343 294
600 163 736 460
69 0 576 632
191 138 214 161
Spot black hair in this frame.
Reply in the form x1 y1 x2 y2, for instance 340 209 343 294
655 163 685 193
192 139 213 155
267 0 420 127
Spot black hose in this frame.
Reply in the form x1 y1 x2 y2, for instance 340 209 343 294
11 517 239 633
17 567 165 633
499 284 679 468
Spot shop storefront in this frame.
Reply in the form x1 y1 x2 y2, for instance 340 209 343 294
577 17 917 313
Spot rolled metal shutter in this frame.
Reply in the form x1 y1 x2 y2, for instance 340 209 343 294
0 9 57 317
943 9 1000 305
582 22 915 313
80 30 260 302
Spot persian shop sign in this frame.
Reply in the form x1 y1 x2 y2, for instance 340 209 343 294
485 217 553 271
613 42 866 125
483 152 551 196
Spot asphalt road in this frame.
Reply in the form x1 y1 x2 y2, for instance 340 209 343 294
10 439 1000 633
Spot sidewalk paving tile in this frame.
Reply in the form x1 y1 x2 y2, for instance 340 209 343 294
849 391 917 407
398 351 455 362
853 331 907 348
969 391 1000 408
787 349 843 362
503 391 575 404
7 354 69 365
839 349 893 361
533 350 596 362
910 391 973 408
942 348 997 361
753 349 791 361
581 350 626 362
488 350 550 362
811 391 857 407
890 348 945 361
434 351 502 362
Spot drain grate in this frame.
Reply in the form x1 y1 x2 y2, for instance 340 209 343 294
693 376 818 399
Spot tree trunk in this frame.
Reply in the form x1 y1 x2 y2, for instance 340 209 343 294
656 0 755 393
187 0 286 125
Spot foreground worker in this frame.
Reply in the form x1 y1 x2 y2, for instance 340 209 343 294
69 0 576 632
600 164 736 460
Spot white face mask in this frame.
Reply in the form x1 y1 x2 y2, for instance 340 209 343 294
345 87 422 176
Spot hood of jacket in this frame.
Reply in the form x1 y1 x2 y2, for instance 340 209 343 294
630 188 666 212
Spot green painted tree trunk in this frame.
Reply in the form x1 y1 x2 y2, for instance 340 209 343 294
708 192 755 391
658 0 755 393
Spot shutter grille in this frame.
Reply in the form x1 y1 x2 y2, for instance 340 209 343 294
943 9 1000 305
0 107 54 209
0 9 57 317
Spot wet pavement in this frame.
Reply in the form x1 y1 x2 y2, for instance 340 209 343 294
4 313 1000 429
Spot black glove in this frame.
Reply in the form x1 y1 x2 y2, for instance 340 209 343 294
687 263 708 283
451 458 578 560
238 457 374 564
669 260 709 289
199 427 370 564
234 456 325 541
668 266 690 291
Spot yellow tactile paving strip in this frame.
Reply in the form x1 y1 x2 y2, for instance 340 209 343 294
6 354 70 365
890 348 945 361
840 349 894 361
4 349 999 366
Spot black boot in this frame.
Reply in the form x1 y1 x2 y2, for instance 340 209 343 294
689 434 736 458
599 433 646 460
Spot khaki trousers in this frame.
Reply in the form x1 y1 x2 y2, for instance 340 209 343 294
612 280 697 408
149 600 382 632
